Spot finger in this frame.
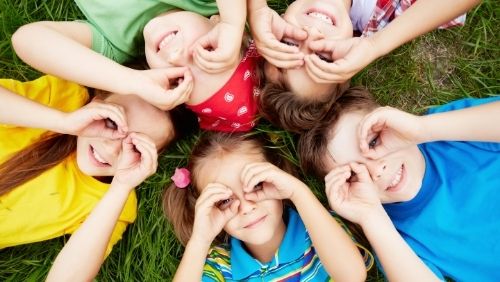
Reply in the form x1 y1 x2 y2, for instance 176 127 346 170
193 49 233 73
260 45 305 61
282 22 308 41
129 132 157 152
305 55 347 83
196 184 232 206
134 142 157 174
358 111 386 154
95 103 128 133
163 67 190 80
197 190 233 211
308 39 337 53
304 55 336 83
349 162 371 183
222 199 240 220
165 71 193 108
324 165 351 183
244 188 270 202
241 163 270 191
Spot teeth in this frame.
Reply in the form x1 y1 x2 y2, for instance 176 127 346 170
307 12 333 25
158 32 177 51
92 148 108 165
389 166 403 188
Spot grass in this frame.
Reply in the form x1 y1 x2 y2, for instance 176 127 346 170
0 0 498 281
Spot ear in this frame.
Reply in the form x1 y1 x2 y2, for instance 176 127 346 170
209 14 221 25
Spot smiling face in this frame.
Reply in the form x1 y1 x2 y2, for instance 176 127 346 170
266 0 353 99
144 10 215 69
76 94 173 177
195 144 286 246
325 111 426 203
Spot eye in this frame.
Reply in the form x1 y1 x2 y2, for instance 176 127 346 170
368 135 380 149
315 52 333 63
280 39 298 47
105 118 118 130
253 182 264 191
216 197 233 210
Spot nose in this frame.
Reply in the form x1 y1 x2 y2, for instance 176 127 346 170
101 138 122 160
366 159 387 180
166 46 188 67
239 198 257 215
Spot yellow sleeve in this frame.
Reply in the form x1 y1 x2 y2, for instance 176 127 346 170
0 75 89 113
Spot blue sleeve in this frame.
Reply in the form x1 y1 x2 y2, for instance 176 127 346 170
427 96 500 152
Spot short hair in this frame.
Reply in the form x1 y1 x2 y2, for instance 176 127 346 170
298 87 379 178
259 81 350 133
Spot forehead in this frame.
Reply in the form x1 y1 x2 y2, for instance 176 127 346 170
285 68 337 100
196 147 265 193
105 95 172 148
325 111 366 168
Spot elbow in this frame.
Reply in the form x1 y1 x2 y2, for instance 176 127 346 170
11 23 39 59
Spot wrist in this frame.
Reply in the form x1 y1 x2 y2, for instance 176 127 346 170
289 182 313 204
359 206 389 230
53 111 73 135
187 234 213 251
110 179 135 194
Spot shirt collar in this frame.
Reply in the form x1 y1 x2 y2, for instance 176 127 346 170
230 208 306 280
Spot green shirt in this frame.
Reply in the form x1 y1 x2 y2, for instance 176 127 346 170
75 0 219 63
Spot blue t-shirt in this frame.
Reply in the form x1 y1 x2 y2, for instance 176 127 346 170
383 97 500 281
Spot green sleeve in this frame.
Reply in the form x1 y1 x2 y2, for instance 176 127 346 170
74 0 219 62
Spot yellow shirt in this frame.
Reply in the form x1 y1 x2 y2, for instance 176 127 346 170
0 75 137 256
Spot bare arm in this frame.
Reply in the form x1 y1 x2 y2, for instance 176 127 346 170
326 163 441 281
370 0 481 58
0 86 66 132
291 184 367 281
46 134 158 281
421 101 500 143
12 21 136 95
46 183 132 282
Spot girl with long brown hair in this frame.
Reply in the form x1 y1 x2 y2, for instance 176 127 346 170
0 74 195 280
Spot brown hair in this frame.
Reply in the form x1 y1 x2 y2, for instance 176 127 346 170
298 87 379 178
162 131 293 246
258 81 350 133
0 87 195 196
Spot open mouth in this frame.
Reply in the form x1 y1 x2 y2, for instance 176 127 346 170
89 145 111 167
386 165 405 192
306 9 335 25
244 215 267 229
157 30 178 52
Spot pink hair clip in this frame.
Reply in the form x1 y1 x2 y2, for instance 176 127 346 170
171 167 191 188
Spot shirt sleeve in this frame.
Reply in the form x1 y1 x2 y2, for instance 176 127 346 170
427 96 500 152
202 261 225 281
0 75 88 112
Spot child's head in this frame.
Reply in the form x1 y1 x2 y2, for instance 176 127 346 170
163 132 291 246
259 80 349 133
76 91 196 177
263 0 353 108
299 87 425 203
143 10 252 103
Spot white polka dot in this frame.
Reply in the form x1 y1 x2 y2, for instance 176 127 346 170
243 70 251 81
253 87 260 97
218 116 227 120
224 92 234 103
201 108 212 114
237 106 248 116
197 117 201 122
250 121 256 127
211 120 221 127
231 122 241 128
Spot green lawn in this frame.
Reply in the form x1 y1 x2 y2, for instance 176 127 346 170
0 0 498 281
